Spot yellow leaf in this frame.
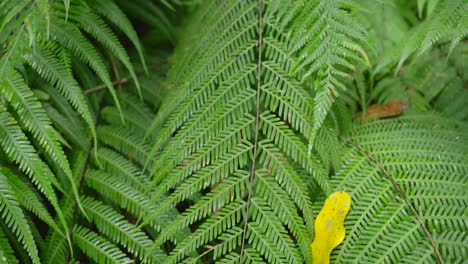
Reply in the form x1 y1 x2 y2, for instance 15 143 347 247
311 191 351 264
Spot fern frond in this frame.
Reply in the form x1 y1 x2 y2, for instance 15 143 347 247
149 171 250 248
0 69 86 215
142 142 253 227
102 92 155 135
3 1 466 263
212 227 244 261
1 168 60 233
417 0 440 18
0 170 39 264
23 44 97 149
164 200 247 264
98 125 150 166
218 248 266 264
284 0 368 143
66 3 141 97
81 196 161 263
397 0 467 69
258 113 329 191
245 222 289 263
44 103 88 150
328 115 467 263
93 147 148 191
0 104 69 229
42 224 68 264
0 226 18 264
142 1 345 262
85 169 150 219
92 0 147 72
49 18 123 118
249 197 302 263
74 225 133 264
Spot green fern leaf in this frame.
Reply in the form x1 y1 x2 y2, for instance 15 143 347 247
98 125 150 167
0 227 18 264
23 44 97 152
93 0 147 73
329 115 467 263
0 69 85 216
286 0 369 144
66 4 141 97
397 0 467 70
74 225 133 264
49 18 124 121
82 196 160 263
141 1 339 262
1 168 60 233
0 170 39 264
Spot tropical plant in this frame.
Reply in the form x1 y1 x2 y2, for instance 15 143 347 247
0 0 466 263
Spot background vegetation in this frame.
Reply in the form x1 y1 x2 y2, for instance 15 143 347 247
0 0 466 263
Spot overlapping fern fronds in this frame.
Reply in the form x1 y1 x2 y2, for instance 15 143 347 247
0 0 149 262
1 0 467 263
139 1 467 263
36 52 170 264
397 0 467 69
139 0 367 263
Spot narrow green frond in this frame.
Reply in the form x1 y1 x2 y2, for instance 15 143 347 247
67 5 141 97
141 142 253 226
246 222 289 264
1 168 59 233
44 104 87 150
93 0 147 72
85 169 151 219
74 225 133 264
98 126 150 167
42 224 68 264
82 196 161 263
259 113 329 192
49 18 123 120
0 171 39 264
397 0 467 69
212 227 244 260
282 0 368 143
101 92 154 135
149 171 250 251
254 170 312 263
23 44 97 151
217 248 266 264
164 200 247 264
0 226 18 264
93 147 148 191
150 108 256 186
419 0 466 54
63 0 70 20
0 69 85 219
249 197 302 263
0 70 70 176
0 104 65 218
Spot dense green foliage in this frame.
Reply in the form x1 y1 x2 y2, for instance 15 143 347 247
0 0 466 263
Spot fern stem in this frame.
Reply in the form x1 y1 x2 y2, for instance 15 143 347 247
346 138 445 264
240 0 263 262
109 52 123 91
83 77 130 94
83 57 170 95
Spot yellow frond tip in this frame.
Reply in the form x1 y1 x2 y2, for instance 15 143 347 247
311 191 351 264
